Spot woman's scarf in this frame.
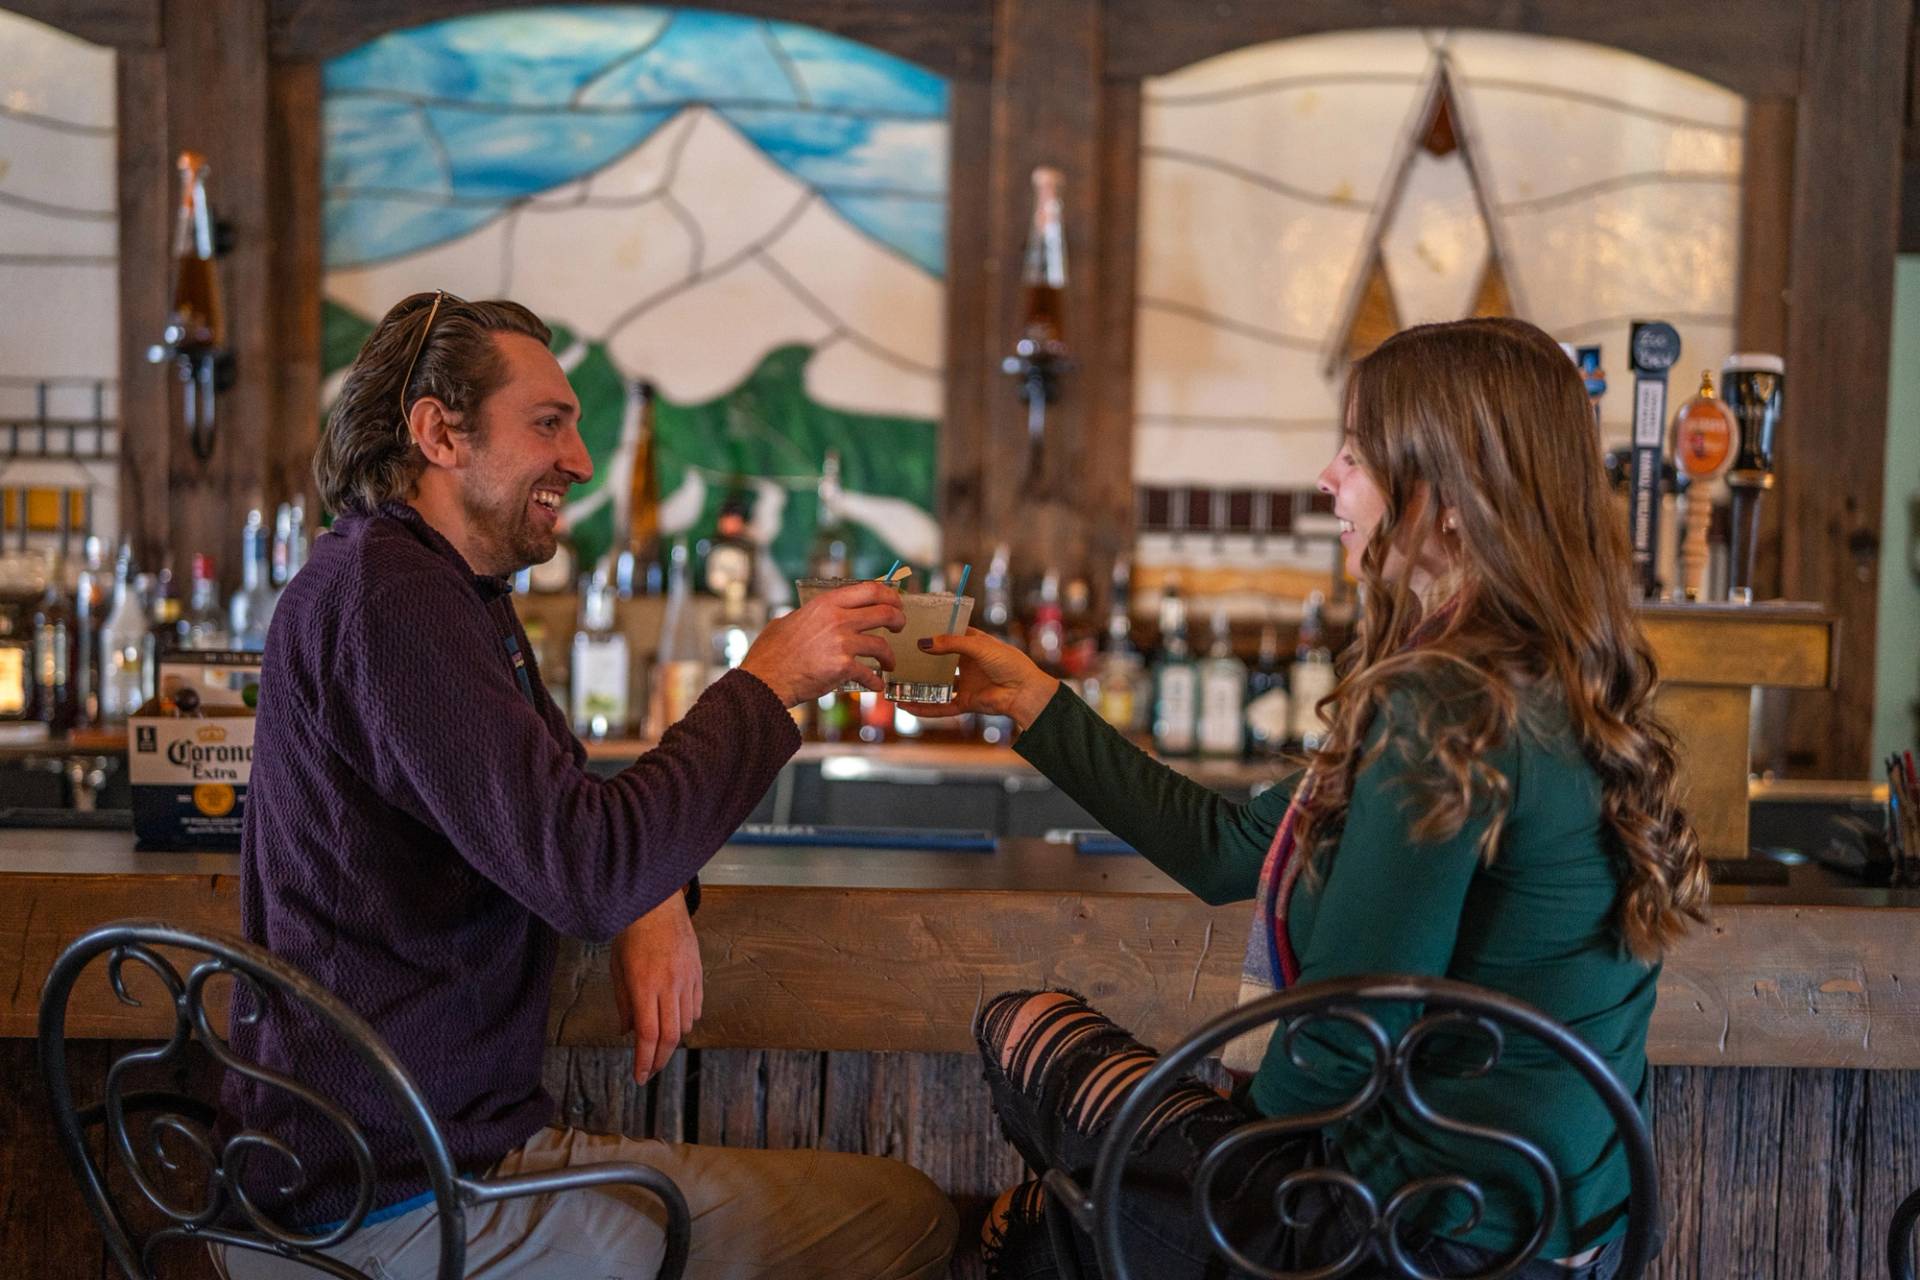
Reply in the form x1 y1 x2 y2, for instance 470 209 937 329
1223 780 1312 1075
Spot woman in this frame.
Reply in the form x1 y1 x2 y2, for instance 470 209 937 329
917 318 1706 1278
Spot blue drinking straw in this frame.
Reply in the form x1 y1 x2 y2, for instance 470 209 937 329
880 558 902 583
946 563 971 633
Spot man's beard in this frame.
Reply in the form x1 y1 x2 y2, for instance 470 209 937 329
457 481 556 576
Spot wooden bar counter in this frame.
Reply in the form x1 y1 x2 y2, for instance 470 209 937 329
4 828 1916 1070
5 830 1920 1278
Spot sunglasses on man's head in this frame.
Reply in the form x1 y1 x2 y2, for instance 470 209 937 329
397 289 468 421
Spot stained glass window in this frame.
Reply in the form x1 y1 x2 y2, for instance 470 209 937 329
321 5 949 596
1134 28 1744 605
0 9 119 549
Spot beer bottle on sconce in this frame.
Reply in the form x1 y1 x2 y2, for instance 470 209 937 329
1006 167 1070 489
155 152 227 460
1669 371 1736 602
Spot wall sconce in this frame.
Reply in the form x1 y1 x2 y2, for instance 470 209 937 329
147 151 234 462
1002 167 1072 491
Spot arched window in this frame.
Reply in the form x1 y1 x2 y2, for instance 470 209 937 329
0 8 120 553
1132 29 1744 608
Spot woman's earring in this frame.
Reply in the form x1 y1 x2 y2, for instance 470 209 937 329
1443 513 1459 533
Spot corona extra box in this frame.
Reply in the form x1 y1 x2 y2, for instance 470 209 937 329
128 703 255 848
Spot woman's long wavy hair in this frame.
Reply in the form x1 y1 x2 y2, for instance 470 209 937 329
1293 317 1706 961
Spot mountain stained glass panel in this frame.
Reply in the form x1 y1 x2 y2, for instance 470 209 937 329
321 5 949 589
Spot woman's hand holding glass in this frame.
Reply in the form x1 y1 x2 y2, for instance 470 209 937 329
898 628 1060 732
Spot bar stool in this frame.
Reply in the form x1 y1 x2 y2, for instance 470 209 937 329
37 918 690 1280
1038 974 1660 1280
1889 1185 1920 1279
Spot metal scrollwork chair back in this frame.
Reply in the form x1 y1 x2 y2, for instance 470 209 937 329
1889 1184 1920 1279
37 919 691 1280
1040 975 1659 1280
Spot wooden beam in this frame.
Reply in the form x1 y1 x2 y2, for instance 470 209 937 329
1102 0 1803 98
938 76 992 571
1735 101 1794 385
268 60 323 513
1734 99 1795 676
1779 0 1908 777
161 0 274 591
980 0 1112 581
115 50 172 570
0 0 158 48
267 0 993 77
1905 0 1920 253
1088 77 1143 600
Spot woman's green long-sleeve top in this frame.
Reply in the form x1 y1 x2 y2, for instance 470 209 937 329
1013 684 1657 1258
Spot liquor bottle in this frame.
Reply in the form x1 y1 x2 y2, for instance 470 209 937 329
183 553 229 650
99 544 147 724
71 535 110 727
808 450 854 581
1196 609 1247 759
1089 559 1144 735
1061 576 1097 689
649 539 708 737
570 557 630 740
228 509 277 651
0 608 27 725
1152 582 1198 757
142 567 185 703
1243 617 1291 760
1288 591 1335 752
272 497 309 589
975 542 1018 744
30 546 78 733
707 578 758 677
813 687 857 744
0 499 39 725
616 380 664 598
1027 569 1066 678
704 488 756 598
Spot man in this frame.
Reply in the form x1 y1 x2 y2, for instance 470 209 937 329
219 292 955 1279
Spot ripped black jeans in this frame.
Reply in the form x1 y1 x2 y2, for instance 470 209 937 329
973 990 1624 1280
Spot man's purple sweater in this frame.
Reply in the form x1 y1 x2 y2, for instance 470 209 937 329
224 501 799 1223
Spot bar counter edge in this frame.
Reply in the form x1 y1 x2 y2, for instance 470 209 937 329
4 830 1915 1071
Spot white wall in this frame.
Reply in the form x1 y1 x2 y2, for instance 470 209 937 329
1874 255 1920 764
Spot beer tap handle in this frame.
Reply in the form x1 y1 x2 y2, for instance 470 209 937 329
1682 482 1713 602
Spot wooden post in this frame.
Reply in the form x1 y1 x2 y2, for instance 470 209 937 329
116 48 172 571
151 0 274 591
1779 0 1908 777
268 60 324 513
978 0 1133 583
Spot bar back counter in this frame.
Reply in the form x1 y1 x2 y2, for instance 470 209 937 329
5 605 1915 1278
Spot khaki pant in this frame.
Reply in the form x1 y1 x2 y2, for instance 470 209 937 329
215 1126 957 1280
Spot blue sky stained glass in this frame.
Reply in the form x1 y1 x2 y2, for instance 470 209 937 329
324 5 949 273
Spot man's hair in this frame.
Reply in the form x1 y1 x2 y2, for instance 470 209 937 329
314 292 552 516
